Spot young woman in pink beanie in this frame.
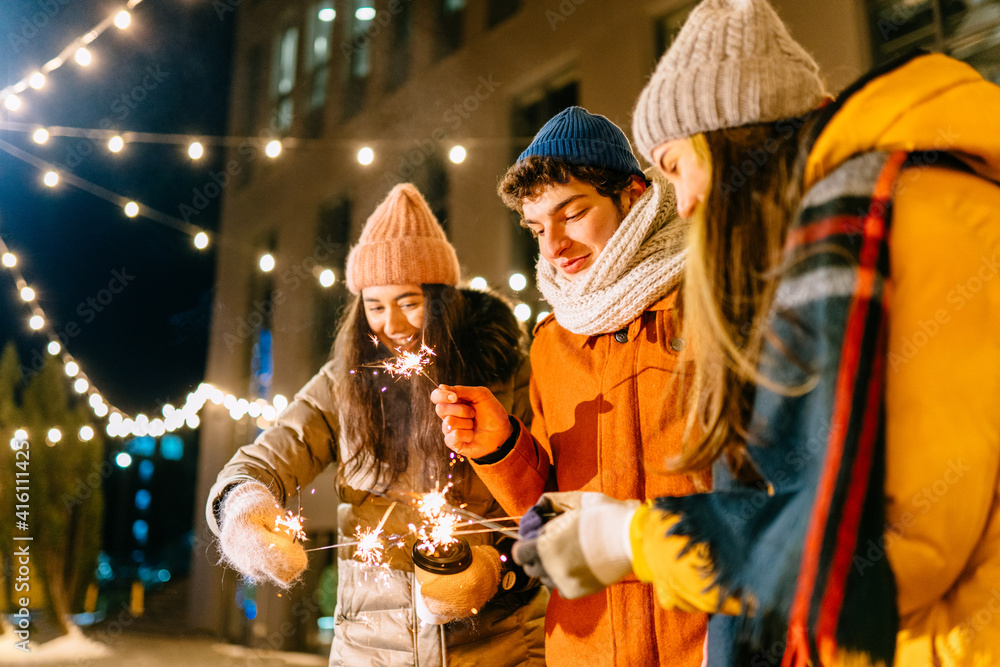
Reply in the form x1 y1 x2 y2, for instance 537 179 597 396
206 183 546 666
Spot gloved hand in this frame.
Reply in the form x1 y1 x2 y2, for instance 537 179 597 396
218 482 308 589
416 545 502 624
513 492 639 599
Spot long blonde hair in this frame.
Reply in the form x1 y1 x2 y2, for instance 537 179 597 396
675 118 815 480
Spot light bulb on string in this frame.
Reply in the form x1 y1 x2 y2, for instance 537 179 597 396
449 145 467 164
47 341 60 355
74 378 89 394
43 171 59 187
28 73 45 90
193 232 209 249
89 394 103 409
28 315 43 330
20 287 35 302
265 140 282 158
94 403 109 418
4 95 21 111
33 128 49 144
79 426 94 441
64 361 79 377
319 269 335 287
259 253 275 272
188 141 204 160
124 201 139 218
114 11 132 29
357 147 374 165
108 135 124 152
74 48 92 67
2 253 16 268
47 428 61 443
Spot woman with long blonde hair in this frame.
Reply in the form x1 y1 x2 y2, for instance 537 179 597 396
509 0 1000 665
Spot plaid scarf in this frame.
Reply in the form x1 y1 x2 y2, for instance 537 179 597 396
655 149 908 666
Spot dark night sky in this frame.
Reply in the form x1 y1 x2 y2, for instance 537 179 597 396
0 0 234 415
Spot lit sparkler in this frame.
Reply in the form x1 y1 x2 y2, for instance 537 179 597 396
381 344 436 382
274 510 307 542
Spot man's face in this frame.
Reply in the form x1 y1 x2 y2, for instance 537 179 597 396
521 177 643 280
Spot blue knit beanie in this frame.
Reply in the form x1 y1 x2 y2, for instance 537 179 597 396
517 106 645 179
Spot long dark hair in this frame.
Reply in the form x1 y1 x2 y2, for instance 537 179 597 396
676 114 819 481
331 284 470 492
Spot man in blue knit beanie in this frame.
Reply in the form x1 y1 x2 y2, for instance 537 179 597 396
431 106 706 666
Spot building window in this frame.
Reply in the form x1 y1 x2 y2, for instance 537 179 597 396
654 3 696 60
344 0 375 117
386 0 414 91
272 25 299 132
867 0 1000 82
437 0 466 59
307 2 335 112
487 0 521 28
314 198 352 366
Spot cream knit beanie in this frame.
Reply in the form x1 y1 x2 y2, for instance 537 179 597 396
632 0 827 162
346 183 460 293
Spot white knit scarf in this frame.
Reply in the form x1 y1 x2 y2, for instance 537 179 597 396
536 169 688 336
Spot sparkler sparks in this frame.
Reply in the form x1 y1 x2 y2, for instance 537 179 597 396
381 344 436 382
274 510 307 542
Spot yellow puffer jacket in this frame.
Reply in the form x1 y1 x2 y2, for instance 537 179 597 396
631 54 1000 666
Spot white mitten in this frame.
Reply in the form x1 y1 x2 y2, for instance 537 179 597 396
218 482 308 588
417 545 501 622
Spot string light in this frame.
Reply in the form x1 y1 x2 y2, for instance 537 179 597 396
28 315 44 330
108 135 124 152
79 426 95 441
65 361 80 377
47 341 61 355
357 147 374 165
124 201 140 218
32 129 49 144
4 96 21 112
2 253 16 268
28 73 46 90
319 269 335 287
114 11 132 30
20 287 35 302
43 171 59 187
193 232 209 249
188 141 204 160
265 140 282 158
449 145 467 164
259 253 275 272
75 48 93 67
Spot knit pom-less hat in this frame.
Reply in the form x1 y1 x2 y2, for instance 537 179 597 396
519 106 646 179
632 0 827 162
345 183 460 293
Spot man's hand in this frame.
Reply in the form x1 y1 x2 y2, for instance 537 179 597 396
430 384 513 459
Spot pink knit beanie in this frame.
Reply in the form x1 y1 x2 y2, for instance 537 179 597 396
345 183 460 293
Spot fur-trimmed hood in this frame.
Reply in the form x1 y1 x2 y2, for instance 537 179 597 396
452 287 526 388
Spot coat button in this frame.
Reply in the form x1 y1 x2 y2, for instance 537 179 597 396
614 328 628 343
670 337 686 351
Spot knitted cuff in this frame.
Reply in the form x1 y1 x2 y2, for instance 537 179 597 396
578 500 640 587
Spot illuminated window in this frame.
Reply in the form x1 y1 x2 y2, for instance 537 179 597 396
307 2 335 112
272 25 299 131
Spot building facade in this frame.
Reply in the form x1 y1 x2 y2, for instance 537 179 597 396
187 0 1000 654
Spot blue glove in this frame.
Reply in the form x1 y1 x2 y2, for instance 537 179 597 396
513 492 639 599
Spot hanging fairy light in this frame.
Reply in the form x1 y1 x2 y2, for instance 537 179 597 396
74 378 89 394
33 128 49 144
65 361 80 377
47 341 61 355
108 135 124 153
4 96 21 112
188 141 204 160
357 147 374 165
28 73 45 90
193 232 209 249
79 426 95 441
265 140 282 158
259 253 275 272
319 269 335 287
124 201 140 218
47 428 62 443
43 171 59 187
28 315 44 330
74 48 92 67
20 287 35 302
2 253 16 268
114 10 132 29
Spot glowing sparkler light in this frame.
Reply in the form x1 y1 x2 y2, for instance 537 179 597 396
274 510 307 542
354 526 387 568
381 344 436 380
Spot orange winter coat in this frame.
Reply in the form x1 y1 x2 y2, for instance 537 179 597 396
473 289 707 667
